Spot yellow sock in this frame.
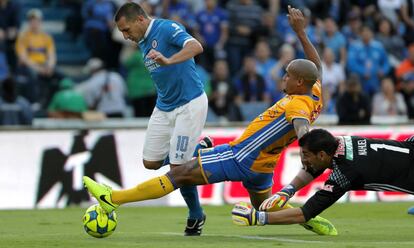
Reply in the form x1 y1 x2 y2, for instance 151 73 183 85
111 175 175 205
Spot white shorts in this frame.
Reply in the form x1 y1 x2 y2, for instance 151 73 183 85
143 93 208 164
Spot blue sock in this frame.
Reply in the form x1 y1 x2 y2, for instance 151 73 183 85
181 143 204 219
180 186 203 219
162 156 170 167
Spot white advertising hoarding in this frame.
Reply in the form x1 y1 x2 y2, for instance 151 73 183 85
1 126 414 209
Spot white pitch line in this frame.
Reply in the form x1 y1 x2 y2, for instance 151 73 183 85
149 232 330 244
150 232 414 246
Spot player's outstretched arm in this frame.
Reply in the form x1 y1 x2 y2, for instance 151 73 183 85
266 207 306 224
257 119 314 211
232 202 306 226
287 6 321 76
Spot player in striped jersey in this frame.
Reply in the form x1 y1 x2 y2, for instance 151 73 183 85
83 6 337 235
233 129 414 229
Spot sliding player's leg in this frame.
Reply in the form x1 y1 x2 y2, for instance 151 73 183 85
83 158 207 213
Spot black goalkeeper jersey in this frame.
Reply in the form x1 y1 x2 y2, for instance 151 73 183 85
301 135 414 221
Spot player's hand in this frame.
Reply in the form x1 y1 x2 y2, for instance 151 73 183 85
287 5 306 33
259 192 291 212
147 49 171 66
231 202 258 226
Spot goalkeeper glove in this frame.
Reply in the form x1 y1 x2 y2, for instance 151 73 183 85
231 202 267 226
259 184 296 211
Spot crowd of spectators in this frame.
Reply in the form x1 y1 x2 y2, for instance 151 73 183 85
1 0 414 125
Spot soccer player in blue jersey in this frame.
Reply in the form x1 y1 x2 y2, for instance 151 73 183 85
114 2 210 236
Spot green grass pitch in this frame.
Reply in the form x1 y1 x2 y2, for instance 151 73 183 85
1 202 414 248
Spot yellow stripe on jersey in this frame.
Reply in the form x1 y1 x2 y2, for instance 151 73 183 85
230 82 322 173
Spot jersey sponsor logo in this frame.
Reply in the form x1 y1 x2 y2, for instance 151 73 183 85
357 139 367 156
144 58 160 72
344 136 354 160
151 39 158 48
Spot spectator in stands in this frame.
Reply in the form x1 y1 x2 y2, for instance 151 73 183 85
226 0 263 75
0 0 21 72
256 11 282 55
377 0 404 27
375 18 406 67
321 47 345 101
254 40 277 101
395 43 414 87
235 56 271 105
15 9 62 106
349 0 377 26
209 59 240 121
347 25 390 97
0 50 7 81
193 0 228 72
341 10 362 45
399 73 414 119
400 0 414 44
185 0 205 13
123 47 156 117
321 87 336 115
270 44 295 101
76 58 127 118
396 44 414 119
322 17 346 66
0 77 33 125
82 0 118 68
336 75 371 125
47 78 88 119
64 0 84 40
161 0 195 31
372 77 407 116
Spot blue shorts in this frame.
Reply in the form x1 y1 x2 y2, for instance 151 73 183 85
199 144 273 192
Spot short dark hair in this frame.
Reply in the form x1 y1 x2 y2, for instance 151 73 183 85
114 2 148 22
298 129 339 156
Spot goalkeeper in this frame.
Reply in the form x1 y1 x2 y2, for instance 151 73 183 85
83 6 337 236
233 129 414 231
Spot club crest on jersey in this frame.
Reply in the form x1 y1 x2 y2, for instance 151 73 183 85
334 136 345 157
151 39 158 48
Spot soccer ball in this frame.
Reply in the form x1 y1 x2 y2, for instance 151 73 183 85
83 204 117 238
232 202 257 226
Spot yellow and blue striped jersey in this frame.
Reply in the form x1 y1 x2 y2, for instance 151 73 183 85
229 81 323 173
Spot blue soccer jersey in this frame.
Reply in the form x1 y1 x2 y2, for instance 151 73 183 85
138 19 204 111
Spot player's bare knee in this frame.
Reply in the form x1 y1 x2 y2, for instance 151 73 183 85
142 160 162 170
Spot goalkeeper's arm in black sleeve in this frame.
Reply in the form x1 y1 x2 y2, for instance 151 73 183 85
263 181 346 224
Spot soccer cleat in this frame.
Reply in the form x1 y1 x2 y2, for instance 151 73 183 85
184 214 206 236
199 136 214 149
301 215 338 236
83 176 119 214
407 206 414 215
